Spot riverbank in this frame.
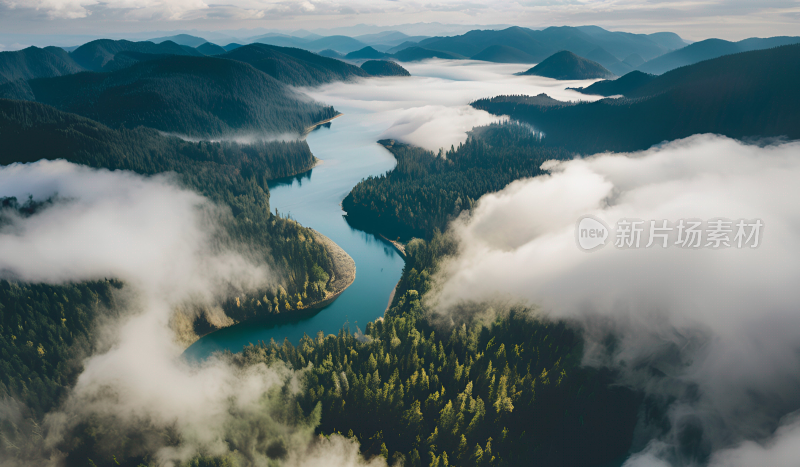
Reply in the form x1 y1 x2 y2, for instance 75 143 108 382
172 221 356 349
308 228 356 308
378 234 406 258
184 106 405 359
303 114 343 136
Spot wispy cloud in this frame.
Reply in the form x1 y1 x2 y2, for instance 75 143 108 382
302 60 603 152
0 0 797 40
430 134 800 465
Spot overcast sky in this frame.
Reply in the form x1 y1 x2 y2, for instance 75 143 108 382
0 0 797 43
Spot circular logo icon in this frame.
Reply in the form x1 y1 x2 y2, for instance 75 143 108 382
575 215 610 252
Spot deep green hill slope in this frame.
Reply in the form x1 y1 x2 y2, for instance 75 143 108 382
520 51 614 80
585 47 633 76
221 43 368 86
419 26 676 63
0 46 84 84
69 39 203 71
361 60 410 77
318 49 344 59
571 70 655 96
0 55 336 138
474 45 800 153
149 34 209 47
637 36 800 74
346 46 388 60
0 97 337 419
196 42 227 56
471 44 536 63
392 47 463 62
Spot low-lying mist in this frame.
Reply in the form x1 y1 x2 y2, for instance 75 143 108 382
0 160 384 467
301 59 603 152
429 135 800 466
159 130 309 145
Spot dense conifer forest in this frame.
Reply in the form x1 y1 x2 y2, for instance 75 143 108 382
343 123 568 238
220 43 370 86
233 232 640 467
5 24 795 467
0 56 337 138
0 98 339 319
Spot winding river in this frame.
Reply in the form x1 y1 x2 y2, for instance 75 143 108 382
184 107 406 360
185 61 604 360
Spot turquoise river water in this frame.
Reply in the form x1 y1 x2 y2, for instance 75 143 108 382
185 108 406 360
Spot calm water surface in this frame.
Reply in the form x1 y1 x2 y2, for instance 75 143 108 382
185 108 405 360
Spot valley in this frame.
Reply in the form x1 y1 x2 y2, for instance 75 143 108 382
0 19 799 467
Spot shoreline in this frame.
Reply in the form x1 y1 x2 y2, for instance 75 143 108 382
306 228 356 309
173 228 356 349
379 234 406 258
302 113 343 137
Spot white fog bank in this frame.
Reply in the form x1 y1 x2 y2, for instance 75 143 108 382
429 135 800 466
0 160 384 467
301 59 604 152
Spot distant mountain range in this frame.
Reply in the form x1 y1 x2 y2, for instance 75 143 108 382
0 46 82 83
392 47 463 62
318 49 345 59
415 26 684 63
149 33 210 48
196 42 226 56
636 36 800 74
0 39 370 88
127 26 694 70
0 39 203 84
70 39 203 71
520 51 613 80
345 46 388 60
132 28 800 77
2 27 797 94
220 43 368 86
0 55 337 138
473 44 800 153
471 45 536 63
246 31 431 55
0 98 317 183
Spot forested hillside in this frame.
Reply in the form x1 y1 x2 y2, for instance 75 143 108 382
346 46 388 59
0 97 338 338
0 46 84 84
343 123 569 238
474 44 800 153
570 70 655 96
0 270 122 417
361 60 411 77
392 47 464 62
470 45 535 64
417 26 679 63
235 232 640 467
520 51 613 80
69 39 203 71
220 43 369 86
196 42 227 56
253 34 368 54
637 35 800 75
0 55 337 138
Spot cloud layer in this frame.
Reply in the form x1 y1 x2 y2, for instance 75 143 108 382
1 0 798 41
304 60 602 152
0 160 384 466
429 135 800 465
